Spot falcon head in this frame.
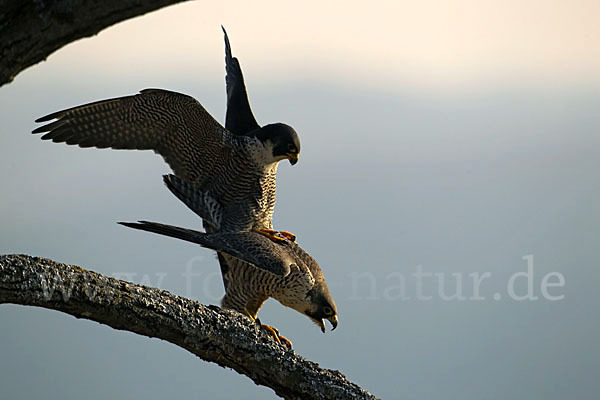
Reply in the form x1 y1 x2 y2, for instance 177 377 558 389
257 123 301 165
303 283 338 333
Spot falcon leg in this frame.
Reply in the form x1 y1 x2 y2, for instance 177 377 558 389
253 316 292 349
275 332 293 349
261 324 281 344
252 228 296 244
261 324 293 349
252 228 286 243
278 231 296 242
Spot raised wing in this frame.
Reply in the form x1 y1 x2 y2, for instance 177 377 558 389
119 221 293 276
33 89 239 186
222 27 260 135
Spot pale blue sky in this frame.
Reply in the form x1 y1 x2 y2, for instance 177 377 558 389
1 1 599 399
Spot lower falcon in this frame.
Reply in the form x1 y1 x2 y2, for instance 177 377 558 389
120 221 338 333
120 175 338 345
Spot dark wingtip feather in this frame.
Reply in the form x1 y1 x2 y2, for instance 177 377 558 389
163 174 186 194
162 175 195 213
32 118 68 135
162 173 175 185
222 26 233 61
163 174 177 193
34 111 63 123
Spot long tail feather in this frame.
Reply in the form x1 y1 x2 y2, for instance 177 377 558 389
119 221 291 276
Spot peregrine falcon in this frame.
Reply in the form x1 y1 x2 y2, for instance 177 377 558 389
32 28 300 242
119 175 338 339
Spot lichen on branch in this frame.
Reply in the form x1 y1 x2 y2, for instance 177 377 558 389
0 254 378 400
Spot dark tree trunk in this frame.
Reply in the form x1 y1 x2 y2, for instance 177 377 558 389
0 0 188 86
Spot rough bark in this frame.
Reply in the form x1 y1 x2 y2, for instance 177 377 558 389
0 254 378 400
0 0 189 86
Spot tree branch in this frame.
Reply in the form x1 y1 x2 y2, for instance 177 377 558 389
0 254 378 400
0 0 189 86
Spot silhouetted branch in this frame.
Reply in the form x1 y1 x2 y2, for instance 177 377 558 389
0 254 378 400
0 0 188 86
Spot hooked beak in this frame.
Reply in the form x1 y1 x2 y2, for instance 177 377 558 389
287 153 299 165
308 313 337 333
327 315 338 331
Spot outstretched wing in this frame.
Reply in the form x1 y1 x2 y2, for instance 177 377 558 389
222 27 260 135
33 89 241 185
119 221 292 276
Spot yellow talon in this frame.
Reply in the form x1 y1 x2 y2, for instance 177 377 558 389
261 324 293 349
278 335 293 349
253 228 287 243
278 231 296 243
261 324 281 344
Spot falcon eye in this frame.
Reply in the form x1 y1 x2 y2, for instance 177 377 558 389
287 143 297 153
323 306 333 316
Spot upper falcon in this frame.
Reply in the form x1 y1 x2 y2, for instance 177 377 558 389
32 29 300 233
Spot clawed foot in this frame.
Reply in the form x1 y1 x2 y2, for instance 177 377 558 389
253 228 296 244
278 231 296 242
261 324 293 349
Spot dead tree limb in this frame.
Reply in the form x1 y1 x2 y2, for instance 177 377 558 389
0 254 378 400
0 0 189 86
